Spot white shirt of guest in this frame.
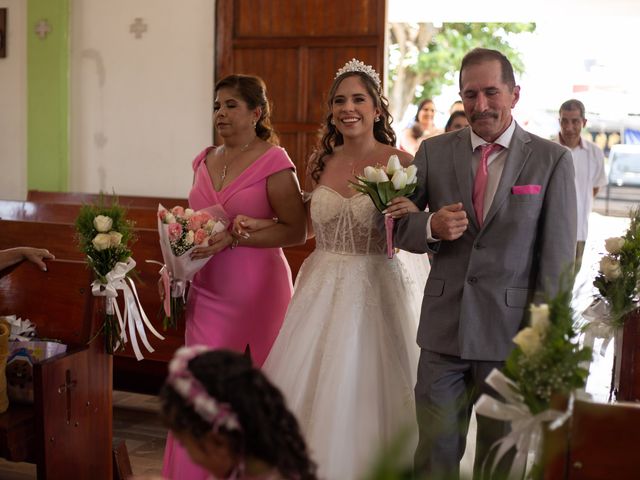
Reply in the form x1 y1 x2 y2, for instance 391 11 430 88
555 135 607 241
427 119 516 240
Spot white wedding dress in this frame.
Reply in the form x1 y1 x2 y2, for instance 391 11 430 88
263 185 428 480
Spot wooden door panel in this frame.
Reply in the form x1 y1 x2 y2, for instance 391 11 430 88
235 0 380 37
216 0 386 268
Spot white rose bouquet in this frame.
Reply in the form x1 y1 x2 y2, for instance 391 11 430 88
350 155 418 258
156 204 228 329
475 285 591 478
591 207 640 326
76 196 163 358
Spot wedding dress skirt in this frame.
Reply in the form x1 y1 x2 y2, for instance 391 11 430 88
263 186 428 480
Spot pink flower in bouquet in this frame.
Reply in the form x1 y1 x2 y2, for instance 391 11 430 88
171 206 185 217
194 228 208 245
187 213 204 232
158 208 168 221
168 222 183 242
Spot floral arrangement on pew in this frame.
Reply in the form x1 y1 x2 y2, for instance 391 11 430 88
350 155 418 258
582 207 640 396
475 283 591 478
586 207 640 328
156 204 228 329
76 196 164 358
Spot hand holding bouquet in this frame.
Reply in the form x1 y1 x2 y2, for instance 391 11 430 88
157 204 228 329
350 155 418 258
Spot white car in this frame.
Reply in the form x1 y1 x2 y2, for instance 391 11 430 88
608 144 640 187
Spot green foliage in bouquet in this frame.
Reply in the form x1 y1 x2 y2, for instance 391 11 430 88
593 207 640 326
504 282 592 415
75 196 135 282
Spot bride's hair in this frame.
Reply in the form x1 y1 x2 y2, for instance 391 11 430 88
309 70 396 182
160 348 317 480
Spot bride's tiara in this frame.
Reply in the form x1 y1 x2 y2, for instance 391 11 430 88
335 58 381 89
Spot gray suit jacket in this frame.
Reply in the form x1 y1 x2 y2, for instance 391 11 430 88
395 123 577 361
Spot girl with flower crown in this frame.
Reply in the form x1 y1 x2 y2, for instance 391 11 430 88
135 347 317 480
235 59 427 479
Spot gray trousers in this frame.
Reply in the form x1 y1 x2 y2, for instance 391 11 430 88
414 349 515 480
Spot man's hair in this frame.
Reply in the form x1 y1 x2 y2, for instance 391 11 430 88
459 48 516 90
559 99 586 119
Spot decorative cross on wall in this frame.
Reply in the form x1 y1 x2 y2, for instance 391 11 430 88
129 17 148 39
34 19 52 40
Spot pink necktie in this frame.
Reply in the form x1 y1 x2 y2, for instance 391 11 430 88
472 143 503 227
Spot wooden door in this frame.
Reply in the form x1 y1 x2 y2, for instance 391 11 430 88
215 0 387 181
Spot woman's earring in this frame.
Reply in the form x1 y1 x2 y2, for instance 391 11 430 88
252 120 257 128
330 118 335 125
374 116 380 123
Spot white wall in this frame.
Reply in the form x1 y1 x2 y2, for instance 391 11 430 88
0 0 27 200
70 0 214 198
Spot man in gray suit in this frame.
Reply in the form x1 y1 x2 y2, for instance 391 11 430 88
392 49 577 479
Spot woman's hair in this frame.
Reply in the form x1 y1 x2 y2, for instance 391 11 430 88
161 348 317 480
309 71 396 182
215 74 280 145
445 111 468 132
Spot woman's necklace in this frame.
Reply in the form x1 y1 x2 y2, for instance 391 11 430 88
220 136 257 181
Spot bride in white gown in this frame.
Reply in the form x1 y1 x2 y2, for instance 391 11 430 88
235 60 429 480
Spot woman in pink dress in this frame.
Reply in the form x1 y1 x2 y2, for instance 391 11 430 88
162 74 307 480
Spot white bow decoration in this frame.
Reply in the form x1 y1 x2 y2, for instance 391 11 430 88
1 315 37 341
91 257 165 360
475 369 566 478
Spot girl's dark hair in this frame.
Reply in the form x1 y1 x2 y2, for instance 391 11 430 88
215 74 280 145
310 71 396 182
160 349 317 480
445 111 468 132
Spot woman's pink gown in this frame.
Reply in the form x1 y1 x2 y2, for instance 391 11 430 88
162 145 295 480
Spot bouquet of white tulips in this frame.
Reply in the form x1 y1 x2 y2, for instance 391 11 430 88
350 155 418 258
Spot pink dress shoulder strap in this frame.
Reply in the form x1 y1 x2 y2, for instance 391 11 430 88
192 146 216 172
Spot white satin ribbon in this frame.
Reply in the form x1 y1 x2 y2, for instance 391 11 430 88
91 257 165 360
1 315 37 341
475 369 565 479
582 298 617 356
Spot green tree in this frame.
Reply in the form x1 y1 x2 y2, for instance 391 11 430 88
388 23 536 121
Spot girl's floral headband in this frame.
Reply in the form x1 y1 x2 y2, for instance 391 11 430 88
168 345 242 432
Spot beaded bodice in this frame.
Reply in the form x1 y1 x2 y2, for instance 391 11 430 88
311 186 386 255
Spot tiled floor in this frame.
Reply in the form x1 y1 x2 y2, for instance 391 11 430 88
0 391 167 479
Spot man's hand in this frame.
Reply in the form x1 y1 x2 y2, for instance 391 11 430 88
431 203 468 240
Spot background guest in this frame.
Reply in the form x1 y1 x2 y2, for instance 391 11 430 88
554 99 607 272
400 98 443 155
444 111 469 133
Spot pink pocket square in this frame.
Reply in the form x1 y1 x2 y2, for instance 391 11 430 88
512 185 541 195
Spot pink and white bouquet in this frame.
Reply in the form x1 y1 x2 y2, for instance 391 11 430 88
157 204 228 329
350 155 418 258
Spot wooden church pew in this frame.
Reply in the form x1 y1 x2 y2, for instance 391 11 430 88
543 399 640 479
0 218 182 393
27 189 186 210
0 199 160 230
2 192 314 392
0 259 112 478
